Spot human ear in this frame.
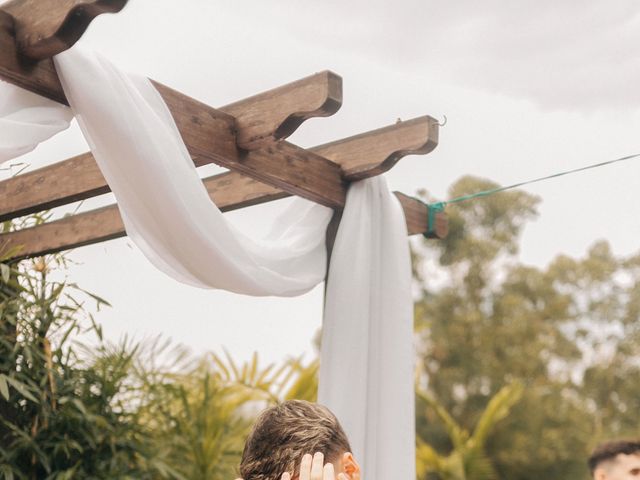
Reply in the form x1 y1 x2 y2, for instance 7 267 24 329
341 452 361 479
594 467 607 480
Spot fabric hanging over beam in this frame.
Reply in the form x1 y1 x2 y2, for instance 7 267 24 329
320 178 415 480
0 48 416 479
0 80 72 163
54 50 333 297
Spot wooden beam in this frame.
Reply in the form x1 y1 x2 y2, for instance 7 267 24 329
142 83 344 210
0 11 66 104
230 142 346 208
0 7 343 126
0 116 436 222
395 192 448 238
324 191 447 263
1 0 128 60
149 82 238 168
0 152 107 222
0 176 444 261
0 113 447 258
0 72 347 219
318 116 439 180
103 82 345 208
0 171 287 260
224 71 342 150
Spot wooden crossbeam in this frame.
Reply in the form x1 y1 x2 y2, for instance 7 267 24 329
134 77 347 209
0 1 131 103
1 0 128 60
0 70 348 213
0 171 446 261
0 0 449 262
318 117 439 180
0 115 437 222
0 116 445 260
0 10 65 104
223 71 342 150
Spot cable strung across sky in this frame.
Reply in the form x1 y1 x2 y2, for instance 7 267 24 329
434 152 640 208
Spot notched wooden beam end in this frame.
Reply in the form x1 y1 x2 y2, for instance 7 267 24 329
316 116 439 182
2 0 129 60
222 70 343 150
394 192 448 238
0 10 66 104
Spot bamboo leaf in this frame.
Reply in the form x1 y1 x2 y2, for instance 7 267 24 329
418 389 468 449
0 374 9 401
471 382 524 448
0 263 9 284
0 464 15 480
4 376 39 404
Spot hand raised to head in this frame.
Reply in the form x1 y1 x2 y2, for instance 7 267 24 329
281 452 350 480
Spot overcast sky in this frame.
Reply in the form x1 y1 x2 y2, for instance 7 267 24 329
3 0 640 366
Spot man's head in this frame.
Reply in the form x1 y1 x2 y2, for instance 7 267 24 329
240 400 360 480
589 440 640 480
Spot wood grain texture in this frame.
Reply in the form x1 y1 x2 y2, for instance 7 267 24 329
0 170 287 260
314 116 439 180
0 182 444 261
0 11 66 104
0 115 436 221
2 0 128 60
228 142 346 208
149 82 239 166
0 72 348 218
0 152 108 222
395 192 448 238
222 71 342 149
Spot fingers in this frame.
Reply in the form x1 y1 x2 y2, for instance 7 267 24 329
299 453 313 480
310 452 324 479
299 452 336 480
323 462 336 480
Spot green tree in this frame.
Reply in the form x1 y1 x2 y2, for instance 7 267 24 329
414 176 640 480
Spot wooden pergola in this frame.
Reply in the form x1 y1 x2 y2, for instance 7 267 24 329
0 0 448 263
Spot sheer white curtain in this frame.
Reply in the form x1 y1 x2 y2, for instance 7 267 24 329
54 49 332 297
319 177 416 480
1 48 415 479
0 80 72 164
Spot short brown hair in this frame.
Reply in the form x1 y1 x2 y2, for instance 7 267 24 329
588 440 640 474
240 400 352 480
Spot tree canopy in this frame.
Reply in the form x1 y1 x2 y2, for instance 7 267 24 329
414 176 640 480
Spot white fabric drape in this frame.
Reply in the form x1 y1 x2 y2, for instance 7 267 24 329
319 177 416 480
53 49 332 297
1 48 416 479
0 81 73 164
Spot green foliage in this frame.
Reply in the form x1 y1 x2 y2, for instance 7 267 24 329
4 174 639 480
0 253 172 479
414 176 640 480
0 246 320 480
138 350 319 480
416 383 523 480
